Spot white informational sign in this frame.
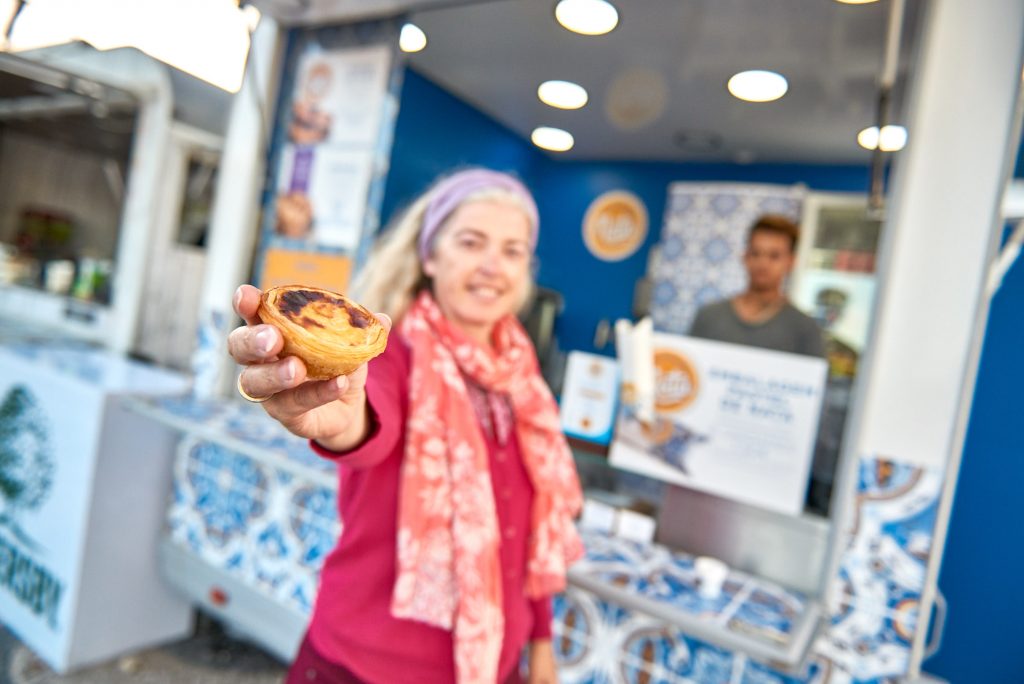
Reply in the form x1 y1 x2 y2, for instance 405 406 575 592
609 334 828 515
559 351 619 445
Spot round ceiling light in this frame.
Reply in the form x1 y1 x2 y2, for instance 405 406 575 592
835 0 879 4
538 80 589 109
605 67 668 130
400 23 427 53
555 0 619 36
727 70 789 102
531 126 575 152
857 125 907 151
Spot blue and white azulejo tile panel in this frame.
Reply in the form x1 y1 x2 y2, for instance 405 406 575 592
571 531 808 649
649 183 805 335
811 456 942 683
555 454 943 684
554 587 746 684
167 438 341 616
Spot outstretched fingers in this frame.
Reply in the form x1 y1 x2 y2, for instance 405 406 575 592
233 284 264 326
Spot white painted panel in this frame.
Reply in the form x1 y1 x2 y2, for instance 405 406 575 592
852 0 1024 470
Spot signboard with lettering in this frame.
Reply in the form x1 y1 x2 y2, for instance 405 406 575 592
609 333 827 515
0 346 190 672
0 376 95 662
582 190 648 262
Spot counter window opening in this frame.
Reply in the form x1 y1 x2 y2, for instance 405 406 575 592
379 2 916 670
0 56 137 307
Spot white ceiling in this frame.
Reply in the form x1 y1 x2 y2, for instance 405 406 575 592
255 0 925 164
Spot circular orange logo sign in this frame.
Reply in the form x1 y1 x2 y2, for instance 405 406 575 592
582 191 648 261
653 349 700 412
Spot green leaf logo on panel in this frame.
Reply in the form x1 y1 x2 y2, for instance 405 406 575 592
0 385 54 550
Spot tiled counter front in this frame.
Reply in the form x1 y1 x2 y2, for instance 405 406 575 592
168 438 340 617
138 395 941 682
553 458 942 684
130 394 339 640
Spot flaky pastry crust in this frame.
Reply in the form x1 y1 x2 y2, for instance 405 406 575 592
257 285 388 380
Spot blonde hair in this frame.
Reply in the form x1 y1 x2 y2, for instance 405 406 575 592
350 186 537 323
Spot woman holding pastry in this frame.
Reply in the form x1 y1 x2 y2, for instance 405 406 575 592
228 168 583 684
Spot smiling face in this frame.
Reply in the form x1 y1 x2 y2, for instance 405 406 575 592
423 199 533 346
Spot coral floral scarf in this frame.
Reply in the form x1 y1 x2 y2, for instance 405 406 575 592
391 291 583 684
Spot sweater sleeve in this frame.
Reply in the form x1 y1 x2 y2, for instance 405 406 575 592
308 338 407 470
529 595 554 640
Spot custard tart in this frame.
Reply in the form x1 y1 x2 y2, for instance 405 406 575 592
257 285 388 380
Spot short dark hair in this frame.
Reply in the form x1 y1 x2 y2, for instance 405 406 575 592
748 214 800 252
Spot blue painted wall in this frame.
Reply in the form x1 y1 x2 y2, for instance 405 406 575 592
924 223 1024 682
531 161 870 353
379 69 543 227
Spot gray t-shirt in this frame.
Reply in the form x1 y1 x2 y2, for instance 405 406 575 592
688 299 826 358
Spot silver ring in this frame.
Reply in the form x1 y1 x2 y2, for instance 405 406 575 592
237 373 271 403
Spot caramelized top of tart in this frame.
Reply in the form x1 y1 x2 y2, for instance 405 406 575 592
257 285 387 379
274 288 375 332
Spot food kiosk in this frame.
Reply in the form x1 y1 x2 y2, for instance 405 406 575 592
19 1 1019 682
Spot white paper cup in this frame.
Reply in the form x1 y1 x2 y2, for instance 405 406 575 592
45 260 75 294
694 556 729 599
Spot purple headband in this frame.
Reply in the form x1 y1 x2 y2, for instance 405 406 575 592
418 169 539 261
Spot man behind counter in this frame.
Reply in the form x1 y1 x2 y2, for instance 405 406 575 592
688 214 825 358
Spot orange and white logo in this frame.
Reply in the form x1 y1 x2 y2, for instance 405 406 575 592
653 349 700 412
582 191 648 261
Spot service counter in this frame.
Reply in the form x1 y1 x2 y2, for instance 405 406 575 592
126 390 942 683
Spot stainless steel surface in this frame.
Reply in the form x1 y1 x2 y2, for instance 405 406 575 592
565 571 823 667
122 397 336 488
656 486 831 596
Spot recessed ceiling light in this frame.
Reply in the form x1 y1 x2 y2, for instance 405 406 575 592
555 0 619 36
538 80 589 109
531 126 574 152
400 23 427 53
835 0 879 4
727 70 788 102
857 125 907 151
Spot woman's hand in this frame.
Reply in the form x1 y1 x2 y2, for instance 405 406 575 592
526 640 558 684
227 284 391 451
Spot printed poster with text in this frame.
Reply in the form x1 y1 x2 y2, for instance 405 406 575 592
609 333 828 515
272 44 390 251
